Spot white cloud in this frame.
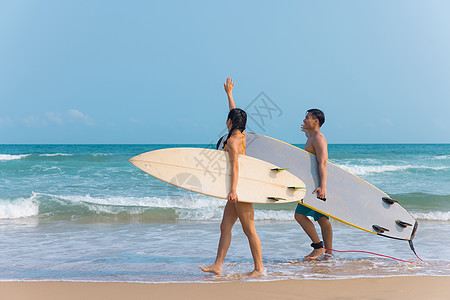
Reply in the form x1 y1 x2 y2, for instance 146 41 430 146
380 118 394 127
68 109 95 126
1 110 95 130
23 116 48 128
0 117 13 129
129 118 142 124
433 120 447 130
45 112 64 125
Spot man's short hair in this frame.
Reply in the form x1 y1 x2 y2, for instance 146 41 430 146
307 109 325 127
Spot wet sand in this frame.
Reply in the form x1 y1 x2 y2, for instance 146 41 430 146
1 276 449 300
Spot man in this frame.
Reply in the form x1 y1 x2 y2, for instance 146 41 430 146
294 108 333 259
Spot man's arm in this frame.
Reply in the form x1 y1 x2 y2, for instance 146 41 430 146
224 77 236 111
313 135 328 200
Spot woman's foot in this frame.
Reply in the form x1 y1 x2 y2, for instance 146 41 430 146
246 268 265 278
199 263 222 275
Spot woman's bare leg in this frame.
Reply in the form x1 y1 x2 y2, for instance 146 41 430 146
199 201 238 274
235 202 264 276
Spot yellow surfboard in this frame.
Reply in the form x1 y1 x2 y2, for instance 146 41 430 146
217 133 418 241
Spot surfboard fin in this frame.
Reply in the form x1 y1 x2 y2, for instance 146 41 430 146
372 225 390 233
268 197 286 201
395 220 413 228
288 186 306 190
271 168 289 171
382 197 398 205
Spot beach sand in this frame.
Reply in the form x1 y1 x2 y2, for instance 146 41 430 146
1 276 448 300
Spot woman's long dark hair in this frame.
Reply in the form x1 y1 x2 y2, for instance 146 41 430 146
223 108 247 148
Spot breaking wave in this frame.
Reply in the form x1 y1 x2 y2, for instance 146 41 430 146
0 154 31 161
337 164 448 176
39 153 73 157
0 192 447 222
0 195 40 219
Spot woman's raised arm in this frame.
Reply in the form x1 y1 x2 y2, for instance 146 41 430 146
224 77 236 111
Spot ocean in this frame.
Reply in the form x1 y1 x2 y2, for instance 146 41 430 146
0 143 449 283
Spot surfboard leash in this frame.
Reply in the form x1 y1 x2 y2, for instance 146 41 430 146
408 240 424 262
324 247 423 264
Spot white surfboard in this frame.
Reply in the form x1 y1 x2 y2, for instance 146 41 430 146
130 148 306 204
217 133 418 241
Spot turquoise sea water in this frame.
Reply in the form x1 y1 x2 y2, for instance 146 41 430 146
0 143 449 282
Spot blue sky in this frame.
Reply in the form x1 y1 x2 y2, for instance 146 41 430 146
1 0 449 144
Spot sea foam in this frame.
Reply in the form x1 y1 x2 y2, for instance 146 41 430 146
8 193 450 223
434 155 450 160
26 193 298 221
412 211 450 221
337 164 448 176
0 196 39 219
39 153 73 157
49 193 223 209
0 154 30 161
32 192 225 218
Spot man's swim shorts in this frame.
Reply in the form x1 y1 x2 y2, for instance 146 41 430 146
295 203 329 221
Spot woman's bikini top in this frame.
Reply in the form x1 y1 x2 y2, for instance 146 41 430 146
223 132 246 155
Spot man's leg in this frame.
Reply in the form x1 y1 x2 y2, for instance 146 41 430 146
318 216 333 255
294 213 325 259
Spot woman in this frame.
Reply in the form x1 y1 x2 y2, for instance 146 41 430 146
199 78 264 277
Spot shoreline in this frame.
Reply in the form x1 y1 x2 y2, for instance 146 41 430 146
1 276 449 300
1 273 449 284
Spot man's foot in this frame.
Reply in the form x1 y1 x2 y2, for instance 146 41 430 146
305 247 325 260
199 264 222 275
246 269 265 278
322 253 334 260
